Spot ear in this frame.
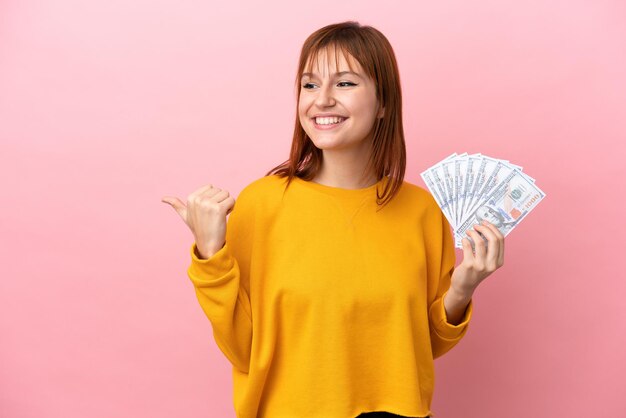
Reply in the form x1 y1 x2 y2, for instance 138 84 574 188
377 105 385 119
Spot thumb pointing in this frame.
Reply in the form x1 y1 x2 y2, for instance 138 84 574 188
161 196 187 223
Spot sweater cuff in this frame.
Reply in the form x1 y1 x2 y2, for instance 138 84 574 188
188 242 236 286
429 290 473 340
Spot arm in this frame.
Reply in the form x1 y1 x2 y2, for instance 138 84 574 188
443 286 473 326
187 190 254 373
427 209 474 359
440 217 506 321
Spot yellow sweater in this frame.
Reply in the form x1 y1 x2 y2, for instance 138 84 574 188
187 174 473 418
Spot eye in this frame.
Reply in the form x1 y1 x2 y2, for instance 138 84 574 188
301 81 357 89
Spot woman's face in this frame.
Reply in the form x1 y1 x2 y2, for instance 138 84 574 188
298 46 383 152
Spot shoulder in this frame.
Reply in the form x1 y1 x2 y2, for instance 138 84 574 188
397 178 441 216
238 174 287 199
399 180 451 245
233 174 288 213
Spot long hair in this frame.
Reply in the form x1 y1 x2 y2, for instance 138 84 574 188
265 21 406 210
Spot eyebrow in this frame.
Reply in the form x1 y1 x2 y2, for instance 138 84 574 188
301 71 362 80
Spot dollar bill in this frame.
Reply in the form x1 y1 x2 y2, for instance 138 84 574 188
454 168 546 248
420 153 457 227
421 153 546 249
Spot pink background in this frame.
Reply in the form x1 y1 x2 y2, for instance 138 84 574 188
1 1 625 417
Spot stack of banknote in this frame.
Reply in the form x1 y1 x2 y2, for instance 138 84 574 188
420 153 546 249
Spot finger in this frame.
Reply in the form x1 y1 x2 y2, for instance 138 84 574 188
481 221 505 265
196 190 234 217
225 197 236 215
161 196 188 223
466 227 487 261
461 236 475 264
193 183 232 204
482 220 504 240
205 188 231 203
474 223 499 266
189 184 215 202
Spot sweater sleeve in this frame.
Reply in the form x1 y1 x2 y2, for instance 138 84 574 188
186 188 254 373
427 207 473 359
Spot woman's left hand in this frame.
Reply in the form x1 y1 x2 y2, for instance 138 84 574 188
451 220 505 296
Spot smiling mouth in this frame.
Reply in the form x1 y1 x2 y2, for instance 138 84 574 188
313 116 348 127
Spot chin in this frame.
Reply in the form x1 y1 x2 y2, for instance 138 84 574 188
309 139 339 150
312 140 356 151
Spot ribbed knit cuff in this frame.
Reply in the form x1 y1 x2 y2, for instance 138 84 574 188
429 290 473 340
188 242 236 286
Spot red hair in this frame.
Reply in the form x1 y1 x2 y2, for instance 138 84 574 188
265 21 406 210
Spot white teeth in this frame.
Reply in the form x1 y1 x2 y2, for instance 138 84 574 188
315 116 345 125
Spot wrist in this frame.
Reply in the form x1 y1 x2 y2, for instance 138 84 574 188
449 282 475 300
451 265 478 298
194 245 212 260
195 240 225 260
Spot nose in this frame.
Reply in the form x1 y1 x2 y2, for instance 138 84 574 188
315 83 336 107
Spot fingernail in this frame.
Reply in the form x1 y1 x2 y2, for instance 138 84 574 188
482 220 489 225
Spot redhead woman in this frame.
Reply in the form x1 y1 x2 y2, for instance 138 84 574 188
162 20 504 418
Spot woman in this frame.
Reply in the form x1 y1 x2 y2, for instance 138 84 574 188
162 21 504 418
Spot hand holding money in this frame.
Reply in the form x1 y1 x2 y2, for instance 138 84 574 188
450 219 505 295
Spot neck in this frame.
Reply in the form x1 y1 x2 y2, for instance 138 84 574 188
312 139 378 189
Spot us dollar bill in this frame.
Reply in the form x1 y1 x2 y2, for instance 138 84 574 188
420 153 457 227
454 168 546 248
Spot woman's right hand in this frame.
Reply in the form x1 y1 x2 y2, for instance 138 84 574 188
161 184 235 259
